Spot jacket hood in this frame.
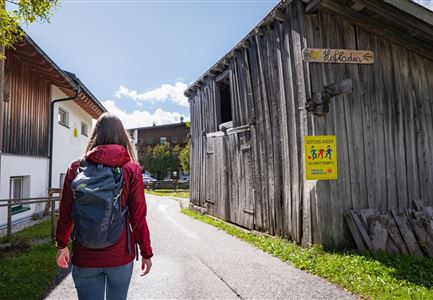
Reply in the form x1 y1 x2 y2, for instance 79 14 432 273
85 144 131 167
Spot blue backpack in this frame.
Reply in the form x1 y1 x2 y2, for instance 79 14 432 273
70 159 131 252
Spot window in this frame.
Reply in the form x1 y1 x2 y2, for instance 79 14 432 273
160 137 167 144
9 177 30 215
171 136 178 144
58 108 69 127
81 122 88 136
216 70 233 129
59 173 65 188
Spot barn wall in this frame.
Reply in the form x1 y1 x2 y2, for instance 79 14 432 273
305 10 433 247
189 1 311 243
189 0 433 249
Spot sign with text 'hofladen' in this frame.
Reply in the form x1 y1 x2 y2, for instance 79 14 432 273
305 135 338 180
303 48 374 64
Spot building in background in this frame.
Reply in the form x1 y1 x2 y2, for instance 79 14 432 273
129 120 190 179
130 119 189 148
0 34 106 228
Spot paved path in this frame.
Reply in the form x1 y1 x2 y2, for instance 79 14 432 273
46 195 355 299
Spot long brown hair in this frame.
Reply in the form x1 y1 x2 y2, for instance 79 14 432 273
85 113 137 162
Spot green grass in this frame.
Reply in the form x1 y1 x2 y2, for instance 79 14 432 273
181 208 433 300
0 218 52 243
146 189 190 198
0 220 59 300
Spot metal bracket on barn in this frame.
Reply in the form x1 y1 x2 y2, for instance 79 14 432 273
306 78 353 116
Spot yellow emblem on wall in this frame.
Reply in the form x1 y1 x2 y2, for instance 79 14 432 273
304 135 338 180
311 50 321 59
73 127 78 137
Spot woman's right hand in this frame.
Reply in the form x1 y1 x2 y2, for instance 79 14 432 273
56 247 70 269
141 258 152 276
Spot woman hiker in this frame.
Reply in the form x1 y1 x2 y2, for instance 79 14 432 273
55 113 153 300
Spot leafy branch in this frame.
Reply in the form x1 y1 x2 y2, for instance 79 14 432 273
0 0 60 59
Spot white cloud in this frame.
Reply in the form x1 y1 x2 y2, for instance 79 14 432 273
413 0 433 11
101 100 190 129
115 81 189 107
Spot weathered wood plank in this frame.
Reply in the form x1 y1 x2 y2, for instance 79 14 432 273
376 34 398 210
387 215 409 255
390 43 409 210
369 216 388 252
247 37 266 231
391 210 423 257
351 211 372 250
408 216 433 257
287 2 307 244
255 32 274 234
345 212 367 251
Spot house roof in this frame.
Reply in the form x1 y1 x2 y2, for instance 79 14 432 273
11 33 107 118
184 0 433 96
128 122 189 131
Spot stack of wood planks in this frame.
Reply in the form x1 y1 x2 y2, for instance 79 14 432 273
345 201 433 257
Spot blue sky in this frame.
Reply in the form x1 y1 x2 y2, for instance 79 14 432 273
22 0 279 128
21 0 433 128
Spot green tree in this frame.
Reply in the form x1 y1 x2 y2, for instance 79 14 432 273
171 144 181 171
179 143 190 173
137 143 189 179
1 0 60 59
137 144 152 171
147 143 172 180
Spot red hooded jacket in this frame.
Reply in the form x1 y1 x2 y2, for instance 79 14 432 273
55 144 153 268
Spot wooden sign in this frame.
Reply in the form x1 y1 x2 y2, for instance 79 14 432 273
303 48 374 64
305 135 338 180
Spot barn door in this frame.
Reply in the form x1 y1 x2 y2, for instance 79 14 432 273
205 135 229 220
226 129 255 229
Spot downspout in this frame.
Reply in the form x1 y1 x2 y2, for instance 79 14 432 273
0 1 5 198
48 84 81 189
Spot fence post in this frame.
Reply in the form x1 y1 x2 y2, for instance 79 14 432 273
48 188 62 241
51 196 55 240
6 199 12 242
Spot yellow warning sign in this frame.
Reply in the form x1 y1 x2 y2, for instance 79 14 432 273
304 135 338 180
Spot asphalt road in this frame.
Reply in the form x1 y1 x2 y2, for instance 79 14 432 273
46 194 355 300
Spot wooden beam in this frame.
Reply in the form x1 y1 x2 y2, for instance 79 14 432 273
255 27 264 36
272 8 286 22
12 52 45 66
321 1 433 61
240 40 250 49
383 0 433 27
14 47 38 58
350 2 365 11
215 69 230 83
305 0 326 14
352 0 433 40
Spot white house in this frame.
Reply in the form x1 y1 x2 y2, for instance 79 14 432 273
0 35 106 228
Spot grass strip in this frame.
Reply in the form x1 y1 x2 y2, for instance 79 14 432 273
181 208 433 300
0 218 52 243
0 220 59 300
146 189 190 198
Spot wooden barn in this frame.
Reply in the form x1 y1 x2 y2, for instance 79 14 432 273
184 0 433 248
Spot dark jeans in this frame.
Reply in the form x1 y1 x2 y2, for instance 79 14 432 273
72 262 133 300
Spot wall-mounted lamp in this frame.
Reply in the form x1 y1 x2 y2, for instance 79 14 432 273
306 79 353 116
